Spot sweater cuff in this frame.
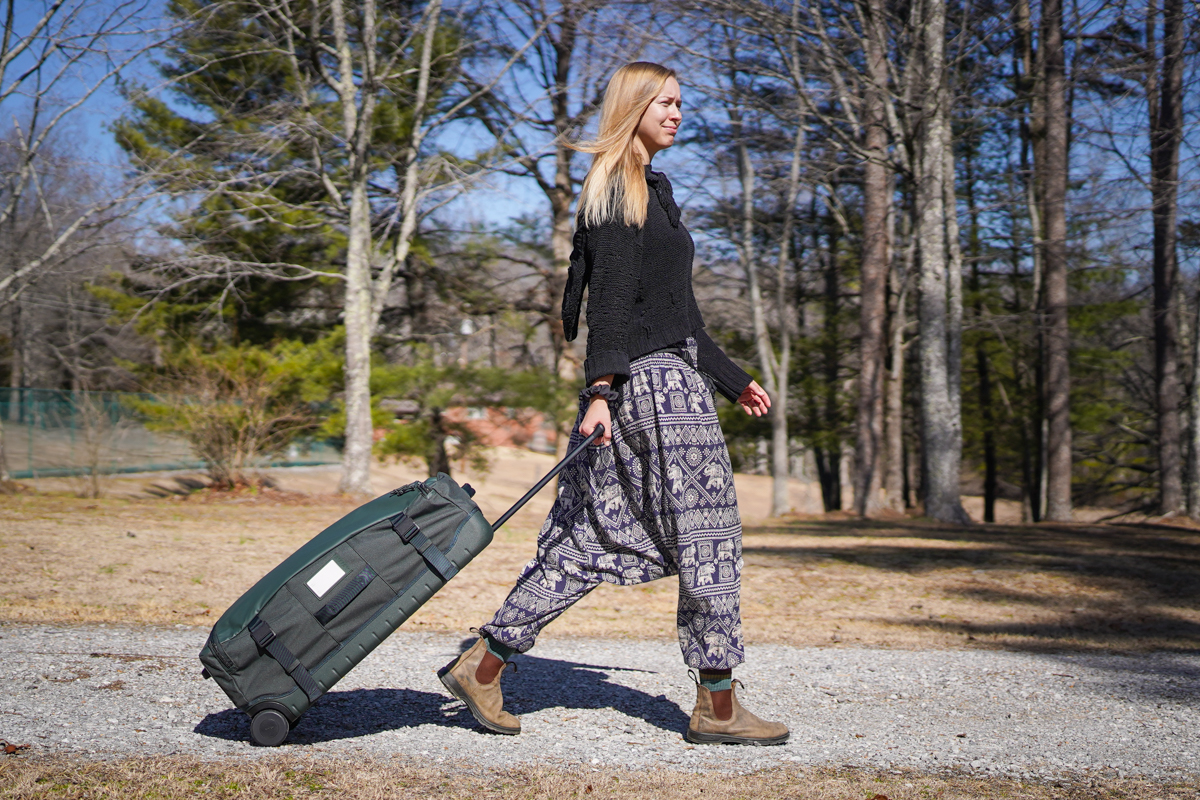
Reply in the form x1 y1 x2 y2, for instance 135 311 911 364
584 350 631 386
694 329 753 403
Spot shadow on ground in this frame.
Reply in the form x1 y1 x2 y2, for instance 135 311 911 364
194 653 688 746
744 517 1200 654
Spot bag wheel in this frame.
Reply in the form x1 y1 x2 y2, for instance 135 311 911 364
250 709 290 747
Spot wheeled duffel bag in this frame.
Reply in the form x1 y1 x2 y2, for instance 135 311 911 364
199 425 602 746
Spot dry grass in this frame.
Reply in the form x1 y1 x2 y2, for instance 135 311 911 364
2 756 1197 800
737 515 1200 653
5 456 1200 652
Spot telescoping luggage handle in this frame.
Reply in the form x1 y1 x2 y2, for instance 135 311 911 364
385 423 604 580
490 422 604 533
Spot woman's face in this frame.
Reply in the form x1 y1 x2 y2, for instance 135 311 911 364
636 76 682 161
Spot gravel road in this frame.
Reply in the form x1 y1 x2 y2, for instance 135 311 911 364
2 623 1198 781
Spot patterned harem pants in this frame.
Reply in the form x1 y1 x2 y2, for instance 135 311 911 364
481 338 744 670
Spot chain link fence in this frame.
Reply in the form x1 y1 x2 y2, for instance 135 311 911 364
0 388 341 480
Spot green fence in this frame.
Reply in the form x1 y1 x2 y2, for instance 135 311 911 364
0 388 341 480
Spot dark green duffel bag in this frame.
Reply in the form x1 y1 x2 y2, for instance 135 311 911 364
199 425 601 746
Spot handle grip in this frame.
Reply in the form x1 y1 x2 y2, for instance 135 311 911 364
490 423 604 533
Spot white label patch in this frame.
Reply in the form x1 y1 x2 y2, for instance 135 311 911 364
307 560 345 599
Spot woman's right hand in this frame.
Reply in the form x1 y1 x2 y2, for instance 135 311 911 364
580 395 612 446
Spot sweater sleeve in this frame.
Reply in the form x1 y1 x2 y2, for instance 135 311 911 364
583 219 643 385
688 292 753 403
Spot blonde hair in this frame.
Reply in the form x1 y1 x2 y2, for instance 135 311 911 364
569 62 676 229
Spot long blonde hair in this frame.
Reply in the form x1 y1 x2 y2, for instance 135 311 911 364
570 62 675 229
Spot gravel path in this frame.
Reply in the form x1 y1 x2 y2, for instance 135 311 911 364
2 623 1198 782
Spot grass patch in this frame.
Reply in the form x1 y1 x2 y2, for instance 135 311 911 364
1 757 1197 800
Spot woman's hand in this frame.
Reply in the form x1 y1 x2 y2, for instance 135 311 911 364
580 395 613 445
737 380 771 417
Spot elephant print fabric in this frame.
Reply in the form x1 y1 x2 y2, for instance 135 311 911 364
481 338 744 670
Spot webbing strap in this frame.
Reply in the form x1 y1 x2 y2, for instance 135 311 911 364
314 565 377 626
389 512 459 581
248 616 323 702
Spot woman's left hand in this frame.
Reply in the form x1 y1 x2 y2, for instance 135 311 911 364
737 380 771 416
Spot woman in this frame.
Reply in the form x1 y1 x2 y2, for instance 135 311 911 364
437 62 788 746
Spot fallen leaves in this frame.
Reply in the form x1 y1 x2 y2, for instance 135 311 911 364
46 668 90 683
0 740 30 755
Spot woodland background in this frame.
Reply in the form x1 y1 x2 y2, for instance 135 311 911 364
1 0 1198 525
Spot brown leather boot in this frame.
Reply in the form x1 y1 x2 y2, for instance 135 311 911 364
437 636 521 735
685 678 789 745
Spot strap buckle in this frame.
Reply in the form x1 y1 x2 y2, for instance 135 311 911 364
389 513 419 543
248 616 276 648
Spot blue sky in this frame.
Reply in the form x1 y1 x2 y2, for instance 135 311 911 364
9 0 1200 274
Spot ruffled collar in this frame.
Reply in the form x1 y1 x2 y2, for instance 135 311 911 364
644 164 681 228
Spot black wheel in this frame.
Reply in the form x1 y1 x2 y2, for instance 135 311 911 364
250 709 290 746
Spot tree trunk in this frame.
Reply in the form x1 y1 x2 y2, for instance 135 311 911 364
770 120 804 517
1190 287 1200 517
0 414 9 485
915 0 970 525
341 188 374 496
1151 0 1185 515
335 0 445 495
1013 0 1044 521
965 153 996 522
550 143 577 461
549 7 579 382
9 296 21 403
336 0 381 496
823 218 842 511
735 135 772 383
427 408 452 478
943 106 965 517
854 0 889 517
5 294 18 501
546 9 581 458
815 443 841 512
1040 0 1072 521
884 201 911 512
549 151 575 363
732 100 792 515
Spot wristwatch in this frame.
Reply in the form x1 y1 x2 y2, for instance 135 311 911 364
580 383 619 405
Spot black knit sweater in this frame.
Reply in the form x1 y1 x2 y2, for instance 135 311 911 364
561 165 753 403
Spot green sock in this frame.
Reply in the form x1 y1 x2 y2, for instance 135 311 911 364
483 633 517 662
699 670 732 692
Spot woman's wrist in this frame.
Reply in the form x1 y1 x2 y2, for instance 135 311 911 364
580 383 619 404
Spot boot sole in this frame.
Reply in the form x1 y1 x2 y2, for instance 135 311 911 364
684 728 790 746
438 665 521 736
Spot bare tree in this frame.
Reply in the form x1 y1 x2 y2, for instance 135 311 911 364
914 0 969 524
672 2 816 517
1149 0 1186 515
853 0 890 516
1190 277 1200 517
476 1 639 380
0 0 163 486
885 206 912 512
0 1 160 305
1039 0 1072 522
122 0 548 495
